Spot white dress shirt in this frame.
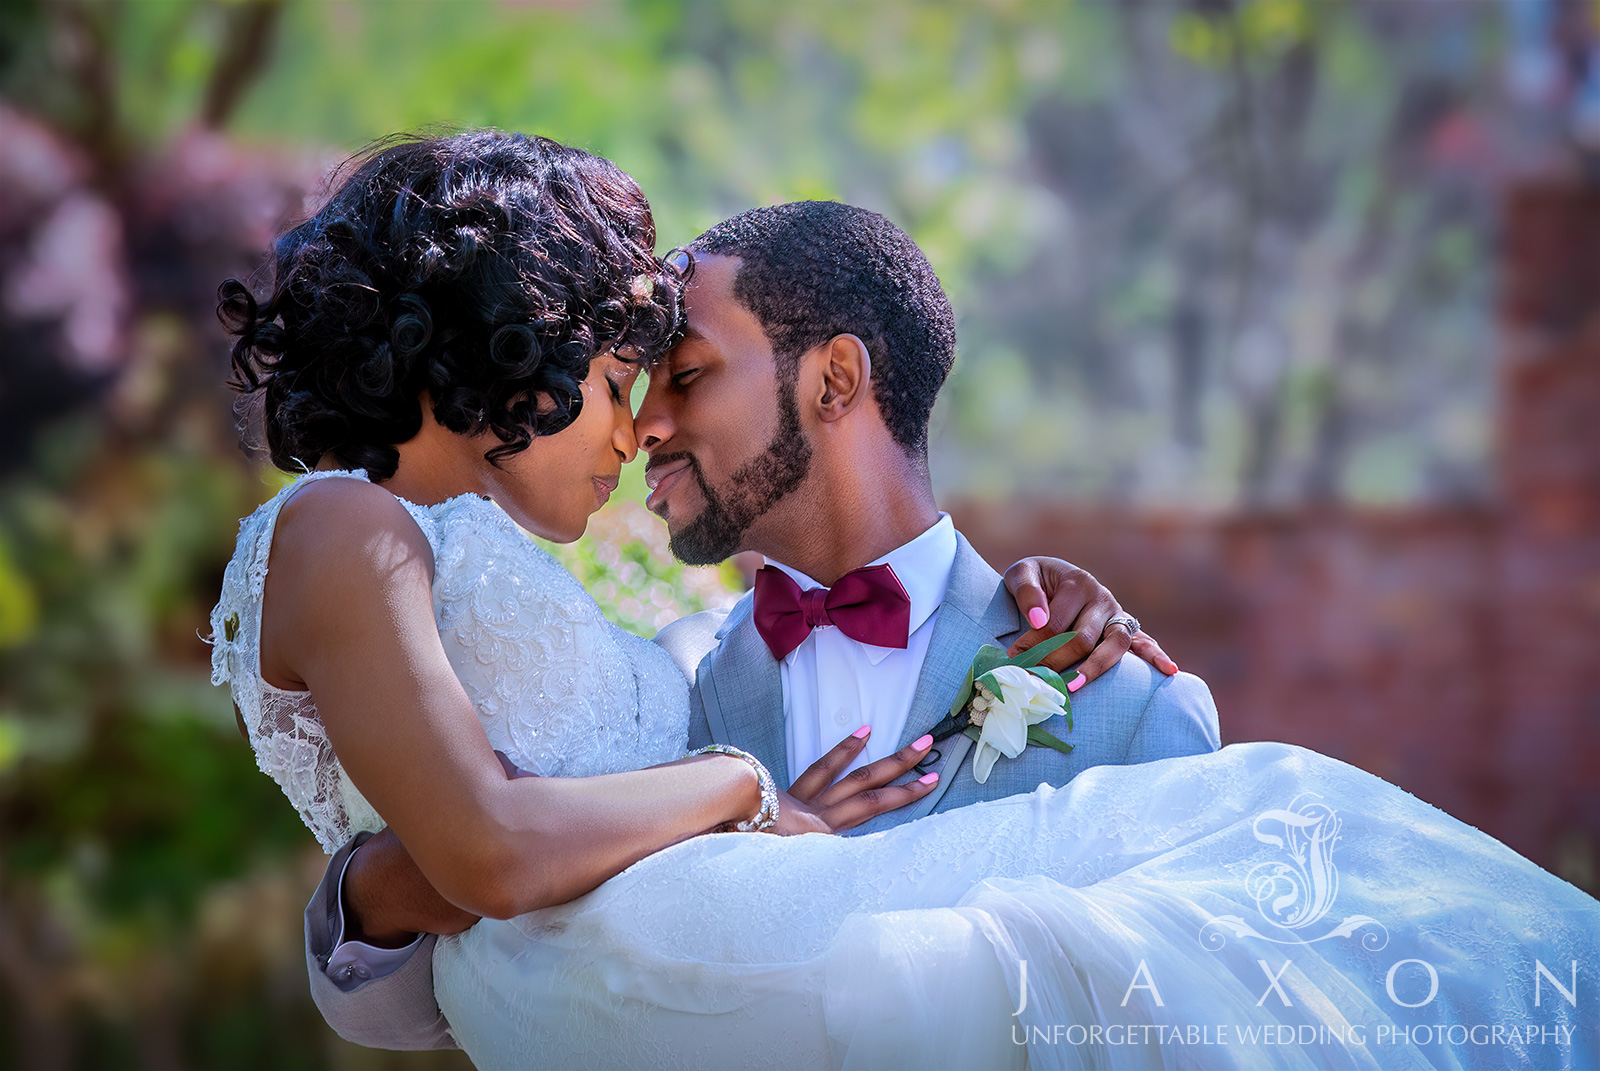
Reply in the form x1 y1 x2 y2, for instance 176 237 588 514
771 514 957 782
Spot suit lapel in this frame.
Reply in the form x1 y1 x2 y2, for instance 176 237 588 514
698 534 1020 806
890 534 1022 822
697 593 792 787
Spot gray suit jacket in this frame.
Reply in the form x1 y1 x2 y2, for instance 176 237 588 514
666 533 1220 835
305 532 1220 1049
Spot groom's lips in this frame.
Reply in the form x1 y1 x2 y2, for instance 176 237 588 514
645 459 692 514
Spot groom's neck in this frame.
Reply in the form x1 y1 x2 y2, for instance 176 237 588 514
749 450 939 587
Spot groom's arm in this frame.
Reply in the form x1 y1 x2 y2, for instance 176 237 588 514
304 832 459 1051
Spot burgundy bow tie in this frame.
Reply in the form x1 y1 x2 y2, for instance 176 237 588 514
752 563 912 661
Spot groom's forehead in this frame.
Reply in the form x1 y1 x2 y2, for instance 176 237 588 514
678 254 778 369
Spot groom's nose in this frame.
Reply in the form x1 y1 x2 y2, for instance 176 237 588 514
634 373 674 454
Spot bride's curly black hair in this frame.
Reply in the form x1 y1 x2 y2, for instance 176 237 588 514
218 130 683 481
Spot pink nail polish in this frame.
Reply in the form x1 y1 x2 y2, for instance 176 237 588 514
913 734 933 750
918 772 939 784
852 725 871 739
1027 606 1049 629
1067 674 1085 693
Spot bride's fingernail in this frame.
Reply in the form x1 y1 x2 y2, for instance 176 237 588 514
1027 607 1049 629
918 772 939 784
913 734 933 751
852 725 871 739
1067 674 1086 693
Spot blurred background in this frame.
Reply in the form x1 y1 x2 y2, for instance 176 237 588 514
0 0 1596 1067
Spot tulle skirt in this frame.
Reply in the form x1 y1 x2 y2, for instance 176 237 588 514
434 743 1599 1070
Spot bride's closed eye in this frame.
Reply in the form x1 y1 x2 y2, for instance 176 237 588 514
671 368 699 388
605 366 640 407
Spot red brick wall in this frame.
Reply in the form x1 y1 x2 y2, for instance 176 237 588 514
950 183 1600 892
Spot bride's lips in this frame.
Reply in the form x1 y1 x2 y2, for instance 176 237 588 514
644 459 692 514
593 475 619 507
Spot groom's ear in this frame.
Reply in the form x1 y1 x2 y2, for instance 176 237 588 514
812 333 872 424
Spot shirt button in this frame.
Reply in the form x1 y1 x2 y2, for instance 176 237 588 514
834 710 849 726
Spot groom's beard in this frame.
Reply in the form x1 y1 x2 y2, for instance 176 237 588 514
664 392 813 566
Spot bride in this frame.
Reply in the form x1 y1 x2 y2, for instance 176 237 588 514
212 130 1598 1069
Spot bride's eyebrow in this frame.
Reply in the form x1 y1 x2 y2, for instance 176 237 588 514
599 348 643 372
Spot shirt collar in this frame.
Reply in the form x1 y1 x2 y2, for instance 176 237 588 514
767 514 957 666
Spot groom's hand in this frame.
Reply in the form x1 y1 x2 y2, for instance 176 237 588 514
1003 557 1179 685
345 828 480 942
774 729 939 834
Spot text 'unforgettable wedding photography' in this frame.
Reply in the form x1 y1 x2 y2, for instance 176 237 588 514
1010 1021 1581 1054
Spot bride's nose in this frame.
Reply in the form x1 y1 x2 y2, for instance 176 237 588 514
613 407 639 464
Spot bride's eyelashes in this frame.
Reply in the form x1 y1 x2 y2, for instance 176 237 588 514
671 368 700 388
605 368 640 407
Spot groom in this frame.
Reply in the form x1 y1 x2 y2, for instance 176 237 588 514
307 201 1220 1048
642 203 1218 832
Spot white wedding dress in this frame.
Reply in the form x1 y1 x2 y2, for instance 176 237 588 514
214 472 1600 1070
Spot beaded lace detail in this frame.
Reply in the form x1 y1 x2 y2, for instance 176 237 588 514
209 470 690 853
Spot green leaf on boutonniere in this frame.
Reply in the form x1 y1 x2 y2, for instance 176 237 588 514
963 726 982 743
1009 631 1077 670
975 668 1006 702
948 644 1009 719
974 644 1009 678
1026 725 1074 754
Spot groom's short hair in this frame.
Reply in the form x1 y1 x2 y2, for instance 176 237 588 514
689 201 956 457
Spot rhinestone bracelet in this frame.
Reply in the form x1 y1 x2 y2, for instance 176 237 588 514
687 744 778 832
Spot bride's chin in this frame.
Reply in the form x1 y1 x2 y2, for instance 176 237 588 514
503 501 591 544
541 515 592 544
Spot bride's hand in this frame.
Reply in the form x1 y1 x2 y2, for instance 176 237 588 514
1003 556 1179 685
770 728 938 835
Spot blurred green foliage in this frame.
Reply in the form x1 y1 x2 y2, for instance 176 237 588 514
0 415 335 1067
535 499 742 640
0 0 1524 1066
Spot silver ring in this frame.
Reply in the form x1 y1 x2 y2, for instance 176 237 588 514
1106 614 1141 639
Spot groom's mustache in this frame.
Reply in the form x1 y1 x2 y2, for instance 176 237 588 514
644 452 698 491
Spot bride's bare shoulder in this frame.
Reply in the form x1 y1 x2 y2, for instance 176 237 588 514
270 476 434 580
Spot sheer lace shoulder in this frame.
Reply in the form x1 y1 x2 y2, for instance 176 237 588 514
211 472 691 853
208 469 434 852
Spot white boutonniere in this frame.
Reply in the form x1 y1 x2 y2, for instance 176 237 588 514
927 634 1077 784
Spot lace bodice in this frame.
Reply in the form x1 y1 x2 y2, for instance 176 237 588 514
209 470 691 852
